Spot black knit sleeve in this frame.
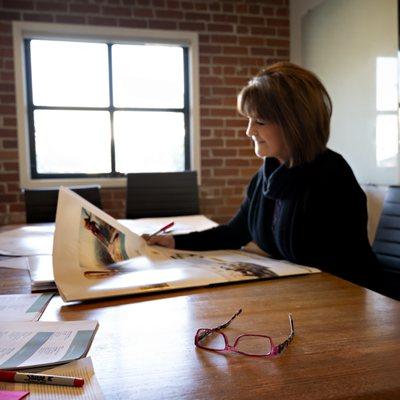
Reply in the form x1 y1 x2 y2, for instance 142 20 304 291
173 173 259 251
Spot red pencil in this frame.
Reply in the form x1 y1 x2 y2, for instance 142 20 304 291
148 222 174 238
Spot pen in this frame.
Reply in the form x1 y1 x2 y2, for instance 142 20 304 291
148 221 175 238
0 370 85 387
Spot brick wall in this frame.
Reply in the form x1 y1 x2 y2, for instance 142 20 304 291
0 0 289 225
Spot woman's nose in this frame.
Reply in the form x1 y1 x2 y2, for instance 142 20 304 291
246 120 255 138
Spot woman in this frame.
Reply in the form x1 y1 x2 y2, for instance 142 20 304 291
144 62 380 290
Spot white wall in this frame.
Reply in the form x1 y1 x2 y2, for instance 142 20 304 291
291 0 397 242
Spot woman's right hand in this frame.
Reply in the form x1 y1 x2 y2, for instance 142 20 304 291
142 234 175 249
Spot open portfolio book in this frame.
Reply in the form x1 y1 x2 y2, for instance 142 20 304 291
53 187 320 302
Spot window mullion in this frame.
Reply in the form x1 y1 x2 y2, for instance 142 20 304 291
108 43 117 176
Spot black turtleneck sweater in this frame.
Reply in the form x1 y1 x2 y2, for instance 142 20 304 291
174 149 380 288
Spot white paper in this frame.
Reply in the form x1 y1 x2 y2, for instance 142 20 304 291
119 214 218 235
0 357 104 400
53 187 320 302
0 293 53 322
0 256 29 270
0 224 54 256
0 320 98 370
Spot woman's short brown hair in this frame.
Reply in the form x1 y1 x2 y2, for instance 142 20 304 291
237 62 332 165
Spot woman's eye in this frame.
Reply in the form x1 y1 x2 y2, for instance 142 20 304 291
255 120 265 125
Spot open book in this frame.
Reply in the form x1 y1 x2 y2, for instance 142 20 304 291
53 187 320 302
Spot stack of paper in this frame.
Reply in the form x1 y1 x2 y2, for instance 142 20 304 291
27 256 56 292
0 320 98 370
0 294 53 322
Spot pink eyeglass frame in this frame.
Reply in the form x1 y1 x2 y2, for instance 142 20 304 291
194 309 294 357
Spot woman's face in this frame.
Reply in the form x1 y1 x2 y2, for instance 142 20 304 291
245 117 290 163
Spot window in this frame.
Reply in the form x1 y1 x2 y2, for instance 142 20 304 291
13 22 200 188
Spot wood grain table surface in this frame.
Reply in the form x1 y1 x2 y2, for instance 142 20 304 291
1 264 400 400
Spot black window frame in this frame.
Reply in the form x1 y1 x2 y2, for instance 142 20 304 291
24 38 191 180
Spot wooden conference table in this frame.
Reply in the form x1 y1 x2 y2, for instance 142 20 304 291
1 228 400 399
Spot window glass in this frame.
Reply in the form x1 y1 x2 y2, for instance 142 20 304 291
34 110 111 173
114 111 185 172
30 40 109 107
112 44 184 108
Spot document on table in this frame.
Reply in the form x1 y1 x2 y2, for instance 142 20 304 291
119 214 218 235
0 225 54 256
27 255 57 292
0 257 29 270
0 321 98 370
0 357 104 400
0 293 54 322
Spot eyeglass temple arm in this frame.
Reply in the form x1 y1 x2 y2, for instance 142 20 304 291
272 313 295 355
197 309 242 341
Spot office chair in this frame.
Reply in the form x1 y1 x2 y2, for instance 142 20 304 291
372 186 400 300
126 171 199 219
23 185 102 223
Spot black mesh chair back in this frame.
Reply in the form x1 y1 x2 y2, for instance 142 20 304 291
126 171 199 219
24 185 102 223
372 186 400 300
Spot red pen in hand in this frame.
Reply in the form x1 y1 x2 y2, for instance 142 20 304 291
148 222 174 238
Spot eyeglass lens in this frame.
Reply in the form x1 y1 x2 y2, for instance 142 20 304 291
197 329 226 350
235 335 272 356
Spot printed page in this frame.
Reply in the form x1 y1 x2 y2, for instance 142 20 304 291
0 357 104 400
53 187 319 302
0 225 54 257
0 321 98 370
0 294 54 322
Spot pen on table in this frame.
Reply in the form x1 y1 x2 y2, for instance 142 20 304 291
148 221 175 238
0 370 85 387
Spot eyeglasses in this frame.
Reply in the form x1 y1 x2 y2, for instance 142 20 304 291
194 309 294 357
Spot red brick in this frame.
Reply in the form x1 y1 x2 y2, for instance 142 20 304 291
3 140 17 149
202 118 224 127
152 0 165 6
102 6 129 16
0 105 16 114
3 162 18 171
267 18 289 27
0 94 15 103
185 12 210 21
212 87 237 96
178 22 205 31
202 159 223 167
0 11 21 20
3 0 33 10
222 46 248 55
240 16 265 25
213 56 238 65
0 22 12 34
276 7 289 16
209 34 236 44
226 159 250 167
0 48 13 58
155 9 183 19
194 3 207 11
0 71 14 81
23 13 53 22
69 4 100 13
55 15 86 24
251 27 275 36
266 38 289 47
3 118 16 127
238 36 264 46
119 19 147 28
148 20 177 29
222 3 233 12
235 3 247 13
36 2 68 12
201 138 223 147
166 0 179 8
213 14 238 24
277 28 290 37
0 173 18 182
210 108 237 117
199 45 221 55
133 8 153 18
251 48 275 56
10 203 25 212
0 151 17 159
207 24 233 33
87 16 118 26
237 25 248 34
212 149 237 157
0 194 18 202
181 1 194 10
200 76 223 85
